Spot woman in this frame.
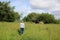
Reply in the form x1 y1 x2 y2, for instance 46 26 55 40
20 21 25 34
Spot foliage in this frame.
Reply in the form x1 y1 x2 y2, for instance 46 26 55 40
23 12 39 22
54 19 60 24
23 12 56 24
0 2 20 22
57 19 60 24
23 12 40 23
37 13 55 24
14 12 20 21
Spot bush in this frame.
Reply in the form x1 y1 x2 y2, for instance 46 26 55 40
23 12 57 24
54 19 60 24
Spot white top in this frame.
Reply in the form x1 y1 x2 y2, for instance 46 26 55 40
20 23 25 28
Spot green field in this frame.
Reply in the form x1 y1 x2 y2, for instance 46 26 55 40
0 22 60 40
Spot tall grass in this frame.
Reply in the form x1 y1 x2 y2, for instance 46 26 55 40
0 22 60 40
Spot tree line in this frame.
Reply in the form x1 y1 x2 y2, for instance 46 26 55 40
23 12 60 24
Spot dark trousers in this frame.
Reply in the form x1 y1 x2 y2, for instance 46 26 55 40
20 28 24 34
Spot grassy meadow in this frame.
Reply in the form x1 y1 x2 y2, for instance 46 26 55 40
0 22 60 40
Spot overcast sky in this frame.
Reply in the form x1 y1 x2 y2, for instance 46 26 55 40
0 0 60 19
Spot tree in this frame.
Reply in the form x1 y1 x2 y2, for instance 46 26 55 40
54 19 60 24
23 12 39 22
37 13 55 24
23 12 56 24
14 12 20 21
0 1 20 22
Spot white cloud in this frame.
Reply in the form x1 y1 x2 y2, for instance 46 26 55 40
50 3 60 11
30 0 60 11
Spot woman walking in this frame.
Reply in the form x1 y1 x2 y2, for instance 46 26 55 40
20 21 25 35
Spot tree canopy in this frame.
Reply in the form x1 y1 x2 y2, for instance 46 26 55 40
23 12 57 24
0 2 20 22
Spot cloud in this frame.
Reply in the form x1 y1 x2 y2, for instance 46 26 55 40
52 11 60 19
30 0 60 11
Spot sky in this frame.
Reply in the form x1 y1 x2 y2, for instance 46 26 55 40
0 0 60 19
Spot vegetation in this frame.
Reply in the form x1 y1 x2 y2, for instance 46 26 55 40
0 22 60 40
0 2 20 22
23 12 39 22
0 1 60 40
23 12 57 24
57 19 60 24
